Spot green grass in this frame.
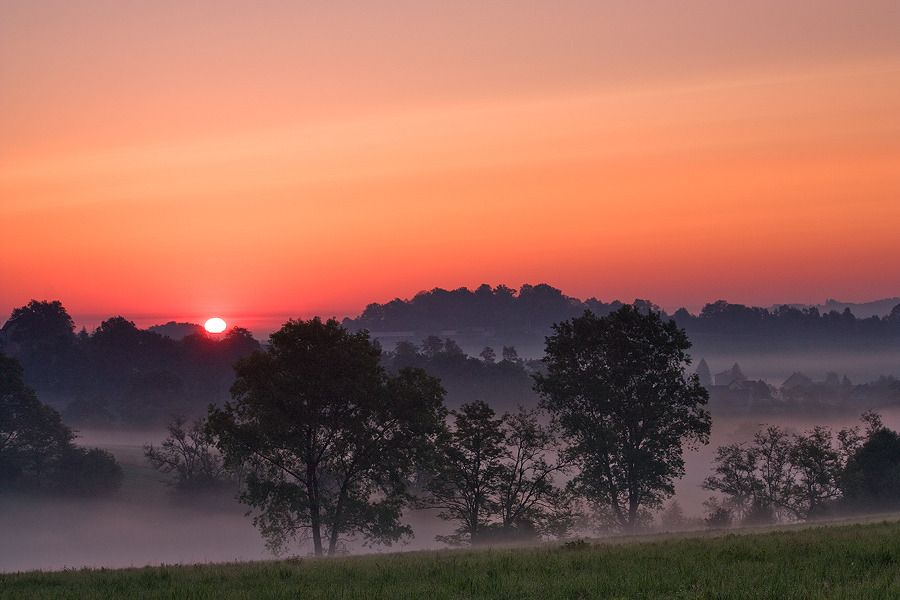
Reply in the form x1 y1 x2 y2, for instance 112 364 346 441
5 520 900 599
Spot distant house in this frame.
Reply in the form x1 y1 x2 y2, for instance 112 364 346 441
695 358 713 388
714 363 746 387
781 372 813 391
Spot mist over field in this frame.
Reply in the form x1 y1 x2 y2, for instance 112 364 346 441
0 429 265 572
674 408 900 516
6 405 900 572
0 427 461 572
693 351 900 384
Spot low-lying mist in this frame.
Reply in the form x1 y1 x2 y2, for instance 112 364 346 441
0 429 265 572
0 429 455 572
673 407 900 518
693 350 900 384
7 408 900 572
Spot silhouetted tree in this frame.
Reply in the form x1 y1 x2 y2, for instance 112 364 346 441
86 316 177 395
54 447 123 496
427 401 506 545
443 338 464 357
426 403 571 544
0 352 122 494
0 352 73 487
422 335 444 358
208 318 446 556
842 416 900 510
394 340 419 364
501 346 520 363
705 418 870 522
788 426 844 518
0 300 80 396
479 346 496 364
385 338 538 411
145 417 233 492
702 441 762 523
495 408 572 540
535 306 711 531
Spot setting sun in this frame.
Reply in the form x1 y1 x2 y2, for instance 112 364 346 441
204 317 227 334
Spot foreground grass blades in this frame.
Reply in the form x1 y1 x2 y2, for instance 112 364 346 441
4 520 900 599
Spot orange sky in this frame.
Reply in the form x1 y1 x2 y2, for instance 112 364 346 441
2 1 900 329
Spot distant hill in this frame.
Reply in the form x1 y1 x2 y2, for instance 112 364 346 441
343 283 644 357
148 321 205 340
343 284 900 363
770 298 900 319
818 298 900 319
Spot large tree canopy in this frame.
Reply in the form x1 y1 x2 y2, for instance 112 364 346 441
535 306 711 530
0 300 79 396
208 318 446 556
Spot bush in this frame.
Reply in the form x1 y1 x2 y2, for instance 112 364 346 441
842 428 900 510
54 447 123 496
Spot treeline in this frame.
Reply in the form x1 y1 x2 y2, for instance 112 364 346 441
0 353 122 495
702 412 900 526
677 300 900 353
0 300 542 426
344 283 900 355
0 301 260 426
383 336 539 410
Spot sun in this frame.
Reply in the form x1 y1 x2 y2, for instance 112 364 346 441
204 317 227 334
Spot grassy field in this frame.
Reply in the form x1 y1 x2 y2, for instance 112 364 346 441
4 519 900 599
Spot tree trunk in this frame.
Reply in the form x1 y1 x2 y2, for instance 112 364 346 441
627 498 639 531
306 463 323 556
327 478 350 556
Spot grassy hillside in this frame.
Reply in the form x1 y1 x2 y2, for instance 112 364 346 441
4 519 900 599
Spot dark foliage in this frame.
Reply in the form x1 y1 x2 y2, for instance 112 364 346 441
704 413 879 522
343 284 900 357
54 447 123 496
425 402 571 545
0 352 122 495
0 300 261 426
208 318 446 556
383 337 539 411
843 418 900 511
426 401 507 545
535 306 711 531
145 417 235 493
0 300 80 397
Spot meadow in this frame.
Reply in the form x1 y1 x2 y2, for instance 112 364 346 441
4 518 900 599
